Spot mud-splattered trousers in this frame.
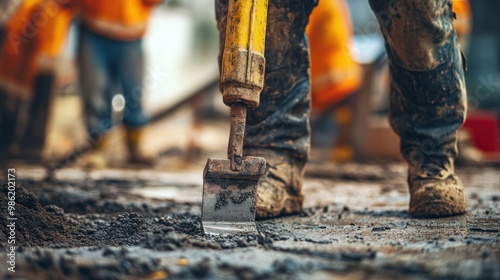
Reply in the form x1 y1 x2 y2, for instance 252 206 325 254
370 0 467 177
216 0 317 163
216 0 465 175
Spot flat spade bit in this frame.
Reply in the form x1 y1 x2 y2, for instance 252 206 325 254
201 0 268 235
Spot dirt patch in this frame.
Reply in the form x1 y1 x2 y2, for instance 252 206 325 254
0 182 85 247
0 164 499 279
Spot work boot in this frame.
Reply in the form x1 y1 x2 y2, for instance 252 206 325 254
216 0 316 219
81 134 111 169
125 127 157 165
408 166 466 218
370 0 467 217
248 151 305 219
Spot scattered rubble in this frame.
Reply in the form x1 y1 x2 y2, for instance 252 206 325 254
0 164 499 279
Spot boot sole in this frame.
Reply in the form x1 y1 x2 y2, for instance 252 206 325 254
410 199 466 218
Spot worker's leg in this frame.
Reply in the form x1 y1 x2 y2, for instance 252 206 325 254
116 39 149 129
216 0 317 218
369 0 467 217
0 93 16 164
19 73 55 160
116 40 155 164
0 27 5 47
77 28 116 168
0 94 26 166
78 27 115 141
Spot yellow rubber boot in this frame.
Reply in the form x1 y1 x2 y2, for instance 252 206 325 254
125 127 157 166
81 134 110 169
330 106 354 162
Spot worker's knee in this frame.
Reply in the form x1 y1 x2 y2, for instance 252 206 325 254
370 0 457 71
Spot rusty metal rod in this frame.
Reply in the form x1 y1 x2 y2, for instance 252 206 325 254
228 103 247 171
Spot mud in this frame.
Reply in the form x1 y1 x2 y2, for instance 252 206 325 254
0 163 499 279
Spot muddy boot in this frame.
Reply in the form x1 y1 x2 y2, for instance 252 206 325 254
216 0 316 218
247 150 305 218
125 127 157 165
370 0 467 217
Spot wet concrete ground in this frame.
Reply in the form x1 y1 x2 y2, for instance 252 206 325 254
1 161 499 279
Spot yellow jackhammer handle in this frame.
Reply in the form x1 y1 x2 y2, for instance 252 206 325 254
221 0 268 170
221 0 268 110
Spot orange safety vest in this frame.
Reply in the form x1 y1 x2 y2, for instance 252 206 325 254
0 0 75 100
79 0 161 41
307 0 362 113
453 0 472 37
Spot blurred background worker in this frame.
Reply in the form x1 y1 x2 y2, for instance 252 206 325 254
0 0 21 46
77 0 162 167
307 0 362 161
0 0 76 165
453 0 472 52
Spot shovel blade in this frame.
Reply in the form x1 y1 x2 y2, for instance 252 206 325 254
201 157 266 235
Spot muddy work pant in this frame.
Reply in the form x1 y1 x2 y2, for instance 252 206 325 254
369 0 467 173
216 0 317 163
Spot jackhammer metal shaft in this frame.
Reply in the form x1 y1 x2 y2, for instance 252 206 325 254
228 103 247 171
